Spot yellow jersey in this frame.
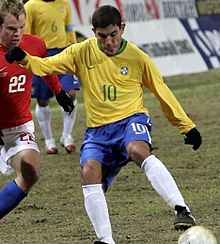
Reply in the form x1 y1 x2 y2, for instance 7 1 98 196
21 38 196 133
24 0 76 48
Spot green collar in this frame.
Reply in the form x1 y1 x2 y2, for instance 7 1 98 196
97 38 127 56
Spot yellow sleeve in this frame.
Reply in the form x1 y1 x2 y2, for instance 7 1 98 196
143 56 196 134
20 46 77 76
65 1 77 44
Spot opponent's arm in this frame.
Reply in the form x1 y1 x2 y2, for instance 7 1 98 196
43 76 74 115
43 75 62 95
54 89 74 115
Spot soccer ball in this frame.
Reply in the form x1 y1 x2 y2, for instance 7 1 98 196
178 226 217 244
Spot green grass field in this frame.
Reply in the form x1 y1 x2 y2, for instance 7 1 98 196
0 69 219 243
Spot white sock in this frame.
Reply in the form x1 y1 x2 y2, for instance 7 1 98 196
141 155 188 210
35 104 54 140
61 99 77 138
82 184 115 244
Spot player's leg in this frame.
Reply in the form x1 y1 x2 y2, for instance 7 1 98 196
0 122 40 219
32 75 57 154
36 99 58 154
59 74 80 153
80 127 115 244
82 161 114 244
125 113 195 231
12 148 40 192
60 89 77 153
82 166 115 244
0 149 40 219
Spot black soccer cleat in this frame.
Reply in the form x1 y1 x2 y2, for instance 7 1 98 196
174 205 196 231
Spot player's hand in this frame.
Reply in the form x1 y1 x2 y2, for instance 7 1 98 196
55 89 74 115
5 46 26 63
184 128 202 150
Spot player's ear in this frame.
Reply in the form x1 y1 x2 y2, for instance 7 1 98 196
120 23 125 33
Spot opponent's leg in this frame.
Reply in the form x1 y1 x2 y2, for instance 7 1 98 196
0 149 40 219
0 180 27 219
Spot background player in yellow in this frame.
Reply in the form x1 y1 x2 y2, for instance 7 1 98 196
24 0 80 154
6 5 202 244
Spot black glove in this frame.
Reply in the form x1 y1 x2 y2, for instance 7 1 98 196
184 128 202 150
5 46 26 64
0 137 4 146
55 89 74 114
0 130 4 146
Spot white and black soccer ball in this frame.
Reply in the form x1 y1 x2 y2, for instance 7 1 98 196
178 226 217 244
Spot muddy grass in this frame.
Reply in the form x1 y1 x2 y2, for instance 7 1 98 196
0 69 219 243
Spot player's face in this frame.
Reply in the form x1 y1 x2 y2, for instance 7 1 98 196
0 13 25 48
93 23 125 56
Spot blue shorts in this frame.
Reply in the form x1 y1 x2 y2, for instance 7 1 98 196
31 48 80 100
80 113 152 192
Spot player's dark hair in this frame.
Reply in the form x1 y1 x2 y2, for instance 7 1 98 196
0 0 25 25
92 5 122 29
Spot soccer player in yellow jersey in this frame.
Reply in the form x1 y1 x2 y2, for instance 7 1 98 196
24 0 80 154
6 5 202 244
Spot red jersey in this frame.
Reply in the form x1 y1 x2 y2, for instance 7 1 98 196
0 34 62 129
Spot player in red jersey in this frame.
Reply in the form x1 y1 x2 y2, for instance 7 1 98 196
0 0 74 219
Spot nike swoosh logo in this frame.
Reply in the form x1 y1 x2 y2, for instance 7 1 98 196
0 67 7 72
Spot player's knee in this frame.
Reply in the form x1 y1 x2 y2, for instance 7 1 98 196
20 160 40 188
127 141 151 162
81 163 102 184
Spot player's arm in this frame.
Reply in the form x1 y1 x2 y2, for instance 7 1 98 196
24 1 34 34
65 2 77 44
43 75 62 95
143 56 202 150
39 40 64 94
66 26 77 44
4 46 74 114
43 75 74 114
5 45 76 76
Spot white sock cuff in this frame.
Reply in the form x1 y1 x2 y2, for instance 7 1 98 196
141 155 166 173
141 155 156 170
82 184 103 198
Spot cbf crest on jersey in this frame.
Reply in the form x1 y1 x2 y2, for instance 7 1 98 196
120 65 128 76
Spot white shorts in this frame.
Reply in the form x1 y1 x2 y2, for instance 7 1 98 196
0 120 40 176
